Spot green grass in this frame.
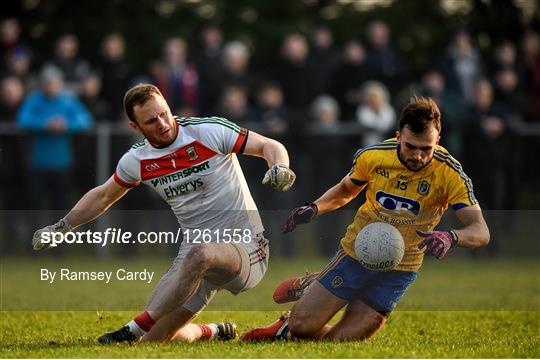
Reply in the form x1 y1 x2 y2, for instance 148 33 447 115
1 256 539 358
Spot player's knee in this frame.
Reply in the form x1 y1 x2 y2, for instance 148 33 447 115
289 311 319 338
185 245 213 274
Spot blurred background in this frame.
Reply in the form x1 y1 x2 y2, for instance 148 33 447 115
1 0 539 260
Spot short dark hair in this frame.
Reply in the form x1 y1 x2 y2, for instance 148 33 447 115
399 96 441 133
123 83 163 123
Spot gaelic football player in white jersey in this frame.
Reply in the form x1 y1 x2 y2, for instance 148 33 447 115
31 84 296 344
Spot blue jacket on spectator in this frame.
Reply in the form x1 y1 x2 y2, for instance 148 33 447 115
17 90 93 170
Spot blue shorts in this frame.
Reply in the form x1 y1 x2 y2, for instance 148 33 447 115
318 248 417 316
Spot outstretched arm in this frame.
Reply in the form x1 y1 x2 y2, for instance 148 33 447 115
65 176 131 228
283 174 364 233
313 175 365 215
32 176 131 250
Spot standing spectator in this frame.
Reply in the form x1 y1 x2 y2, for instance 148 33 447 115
308 95 348 256
255 81 288 134
419 70 456 108
310 95 340 128
356 81 396 146
98 33 133 120
489 41 524 84
493 67 527 117
419 70 462 154
520 30 540 121
331 39 372 120
16 65 93 210
274 33 313 117
77 72 106 196
463 79 509 255
80 71 109 120
193 24 224 114
45 34 90 95
463 79 508 205
216 84 256 125
396 69 463 154
0 18 22 64
439 29 483 106
151 37 200 116
0 74 27 253
308 25 341 96
0 75 25 122
517 30 540 211
4 46 37 92
491 67 523 213
221 41 257 96
365 20 405 96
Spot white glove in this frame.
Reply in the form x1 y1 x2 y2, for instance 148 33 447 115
32 218 72 251
262 164 296 191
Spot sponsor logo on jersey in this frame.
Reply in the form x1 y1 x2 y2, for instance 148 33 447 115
150 161 210 187
417 180 430 195
376 168 389 178
376 190 420 216
186 146 199 161
145 163 161 172
397 174 412 182
164 179 204 199
373 208 416 225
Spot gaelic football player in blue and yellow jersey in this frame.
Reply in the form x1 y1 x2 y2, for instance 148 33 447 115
242 96 490 342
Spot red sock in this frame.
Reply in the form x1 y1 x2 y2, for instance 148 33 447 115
197 324 213 340
133 311 156 332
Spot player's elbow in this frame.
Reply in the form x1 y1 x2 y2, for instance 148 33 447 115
479 231 490 247
265 138 287 155
475 224 490 248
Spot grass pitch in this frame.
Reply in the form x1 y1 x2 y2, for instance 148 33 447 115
1 256 539 358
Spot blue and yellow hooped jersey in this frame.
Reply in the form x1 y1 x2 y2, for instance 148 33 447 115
340 139 478 272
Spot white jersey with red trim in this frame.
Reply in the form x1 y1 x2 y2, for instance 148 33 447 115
114 117 264 239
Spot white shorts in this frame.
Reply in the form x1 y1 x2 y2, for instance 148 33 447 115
151 233 269 314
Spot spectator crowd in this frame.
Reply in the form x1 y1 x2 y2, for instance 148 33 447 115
1 17 539 256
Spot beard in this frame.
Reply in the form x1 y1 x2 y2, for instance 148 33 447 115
398 150 431 172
